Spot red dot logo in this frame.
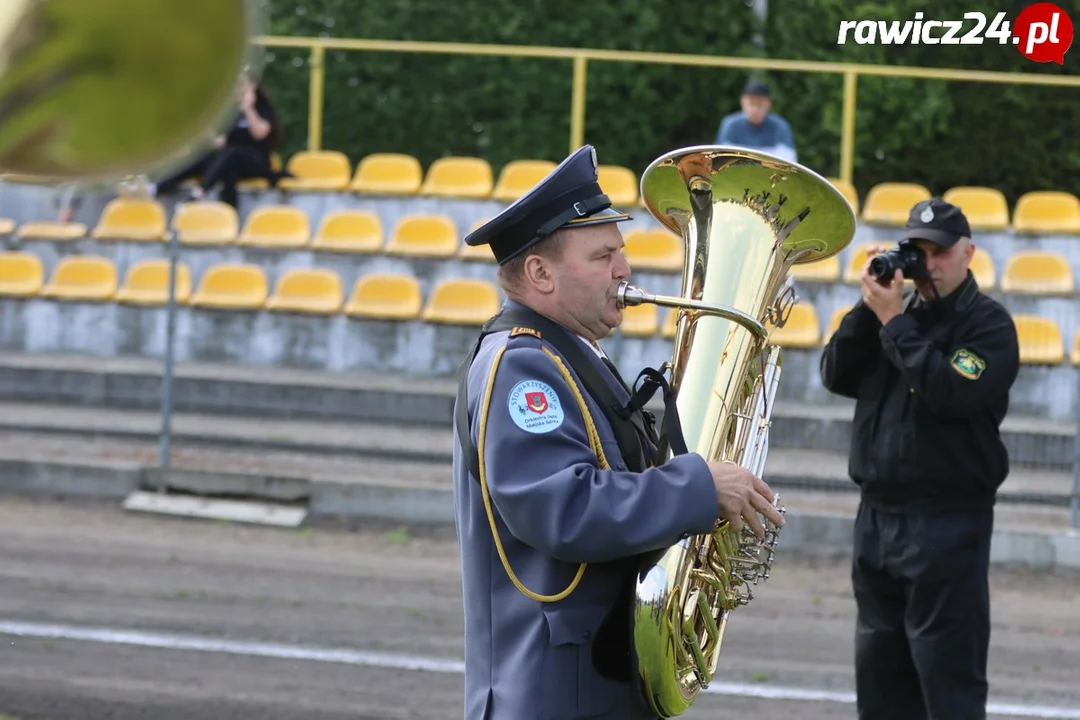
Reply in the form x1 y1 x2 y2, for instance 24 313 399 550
1013 2 1074 64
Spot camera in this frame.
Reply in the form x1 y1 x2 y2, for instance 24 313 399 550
868 243 927 282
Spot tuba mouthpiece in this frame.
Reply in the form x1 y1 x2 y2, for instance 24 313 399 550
615 281 650 308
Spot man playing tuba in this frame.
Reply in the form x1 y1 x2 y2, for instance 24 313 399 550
451 144 784 720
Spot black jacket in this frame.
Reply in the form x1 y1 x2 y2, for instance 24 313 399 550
820 272 1020 512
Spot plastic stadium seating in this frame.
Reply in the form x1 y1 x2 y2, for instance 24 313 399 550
16 221 87 241
311 210 384 253
598 165 638 207
115 259 192 305
662 308 681 339
826 177 860 215
238 205 311 248
790 254 841 283
350 153 423 194
1071 330 1080 366
266 268 344 315
1013 314 1065 365
277 150 352 191
768 303 820 348
1000 251 1074 295
345 274 423 320
0 218 14 235
623 229 683 272
861 183 932 225
458 238 496 262
843 243 879 283
91 198 169 242
620 303 658 337
237 152 283 190
420 157 493 198
942 186 1010 230
0 252 44 297
1012 191 1080 234
189 264 268 310
386 215 458 257
970 247 996 290
492 160 556 202
171 201 238 245
41 256 117 301
422 278 501 325
825 305 853 343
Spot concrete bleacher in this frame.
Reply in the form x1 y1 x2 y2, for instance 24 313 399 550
0 152 1078 423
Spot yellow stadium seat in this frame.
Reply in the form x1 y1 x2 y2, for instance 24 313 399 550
189 264 268 310
171 201 238 245
1013 315 1064 365
386 215 458 257
41 256 117 301
768 303 820 348
493 160 557 202
620 303 658 337
942 186 1009 230
311 210 383 253
623 229 683 272
1071 330 1080 366
790 254 841 283
421 157 493 198
115 259 192 305
345 274 423 320
826 177 860 215
825 305 853 343
91 198 169 241
1012 191 1080 234
598 165 638 207
422 278 501 325
843 242 882 283
861 183 932 225
277 150 352 191
15 221 87 241
237 152 283 190
266 268 344 315
0 218 15 235
1001 251 1074 295
350 153 423 194
0 252 44 297
969 246 996 290
238 206 310 248
662 308 682 339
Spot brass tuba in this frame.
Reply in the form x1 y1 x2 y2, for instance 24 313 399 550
616 145 856 718
0 0 261 180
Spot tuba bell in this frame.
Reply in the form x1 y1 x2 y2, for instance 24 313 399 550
616 145 856 717
0 0 261 180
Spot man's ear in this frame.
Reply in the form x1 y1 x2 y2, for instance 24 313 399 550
523 254 556 294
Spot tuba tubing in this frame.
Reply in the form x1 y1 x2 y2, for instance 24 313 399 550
623 145 856 718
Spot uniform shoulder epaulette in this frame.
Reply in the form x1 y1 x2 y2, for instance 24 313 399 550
509 326 541 339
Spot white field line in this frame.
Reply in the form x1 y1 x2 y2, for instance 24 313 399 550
1 620 1078 718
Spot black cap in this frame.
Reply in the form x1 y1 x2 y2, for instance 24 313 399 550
903 197 972 248
464 144 632 265
742 79 771 97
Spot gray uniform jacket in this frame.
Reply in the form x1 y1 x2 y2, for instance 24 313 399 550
452 304 722 720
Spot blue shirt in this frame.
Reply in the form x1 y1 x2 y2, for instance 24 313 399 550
715 112 797 162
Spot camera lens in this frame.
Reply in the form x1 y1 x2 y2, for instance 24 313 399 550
869 254 893 280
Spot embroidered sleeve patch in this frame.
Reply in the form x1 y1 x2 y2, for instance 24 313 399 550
950 348 986 380
508 379 564 434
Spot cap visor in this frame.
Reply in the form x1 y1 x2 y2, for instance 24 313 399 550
564 207 633 228
904 227 960 247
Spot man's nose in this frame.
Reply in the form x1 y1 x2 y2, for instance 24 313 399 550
615 253 631 280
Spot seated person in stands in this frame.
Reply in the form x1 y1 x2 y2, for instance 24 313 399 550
151 73 287 208
715 79 797 162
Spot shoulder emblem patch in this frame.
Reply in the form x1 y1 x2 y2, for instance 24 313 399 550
508 379 564 434
510 326 541 339
950 348 986 380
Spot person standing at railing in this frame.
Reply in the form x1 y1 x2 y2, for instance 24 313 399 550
820 197 1021 720
715 79 797 162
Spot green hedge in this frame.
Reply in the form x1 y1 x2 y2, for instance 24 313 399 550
260 0 1078 205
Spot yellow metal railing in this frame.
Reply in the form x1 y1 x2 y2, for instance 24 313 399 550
252 36 1080 184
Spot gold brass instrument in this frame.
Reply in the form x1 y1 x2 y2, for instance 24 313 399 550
0 0 260 180
617 145 856 717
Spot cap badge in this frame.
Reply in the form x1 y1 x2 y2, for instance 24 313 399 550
920 206 935 223
589 146 597 169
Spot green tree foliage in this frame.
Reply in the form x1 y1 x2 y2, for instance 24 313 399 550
260 0 1078 203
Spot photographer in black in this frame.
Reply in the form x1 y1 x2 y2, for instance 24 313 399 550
821 197 1020 720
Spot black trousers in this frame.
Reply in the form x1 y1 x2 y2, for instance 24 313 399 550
852 500 994 720
156 147 271 208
